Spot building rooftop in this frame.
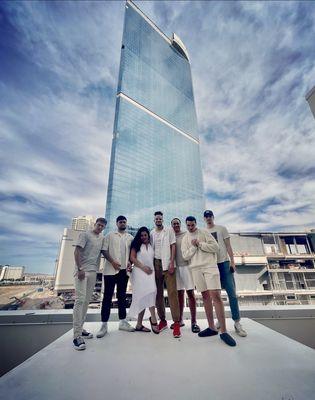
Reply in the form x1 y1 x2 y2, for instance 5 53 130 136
1 318 314 400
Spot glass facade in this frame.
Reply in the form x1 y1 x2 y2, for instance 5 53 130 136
105 1 205 232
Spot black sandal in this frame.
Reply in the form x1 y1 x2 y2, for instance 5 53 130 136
191 323 201 333
149 317 160 334
135 325 151 332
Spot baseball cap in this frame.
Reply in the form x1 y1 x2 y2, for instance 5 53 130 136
203 210 214 217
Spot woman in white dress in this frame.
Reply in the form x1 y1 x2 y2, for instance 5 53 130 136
128 227 159 334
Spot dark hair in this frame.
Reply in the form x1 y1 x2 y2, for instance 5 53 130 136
96 217 107 225
116 215 127 222
131 226 150 253
185 216 196 223
171 218 181 224
154 211 163 216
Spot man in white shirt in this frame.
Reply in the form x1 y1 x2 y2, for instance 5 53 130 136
204 210 247 337
171 218 200 333
73 217 107 351
96 215 134 338
182 216 236 347
151 211 181 338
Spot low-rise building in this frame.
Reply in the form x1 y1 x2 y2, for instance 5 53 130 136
0 265 25 281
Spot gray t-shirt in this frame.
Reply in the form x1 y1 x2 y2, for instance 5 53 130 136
175 231 189 267
206 225 230 263
75 231 104 272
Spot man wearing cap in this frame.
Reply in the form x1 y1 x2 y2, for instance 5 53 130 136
182 216 236 347
204 210 247 337
97 215 134 338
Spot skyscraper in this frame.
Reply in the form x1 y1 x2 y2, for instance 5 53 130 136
306 86 315 119
105 0 205 232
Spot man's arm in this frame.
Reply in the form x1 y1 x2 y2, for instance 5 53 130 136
181 236 197 261
224 237 235 270
74 246 85 280
168 243 176 274
101 249 121 271
100 234 121 271
198 231 219 253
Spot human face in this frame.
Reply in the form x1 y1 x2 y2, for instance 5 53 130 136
117 219 127 231
171 219 181 234
154 214 163 228
204 215 214 226
94 221 106 234
186 220 197 233
140 231 149 244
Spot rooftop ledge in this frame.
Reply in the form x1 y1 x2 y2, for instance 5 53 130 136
0 318 314 400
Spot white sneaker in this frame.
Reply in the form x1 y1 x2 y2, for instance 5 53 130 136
73 337 86 350
234 321 247 337
119 319 135 332
82 329 93 339
96 322 108 338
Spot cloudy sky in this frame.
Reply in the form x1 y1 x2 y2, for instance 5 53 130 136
0 0 314 274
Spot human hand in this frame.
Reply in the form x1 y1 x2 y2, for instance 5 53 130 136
143 265 153 275
77 270 85 280
111 260 121 271
230 262 236 272
191 239 199 247
168 263 175 275
126 262 132 273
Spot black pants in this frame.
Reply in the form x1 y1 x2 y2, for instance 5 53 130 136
101 269 129 322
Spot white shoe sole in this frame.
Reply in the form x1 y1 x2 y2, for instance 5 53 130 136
82 334 93 339
74 345 86 351
96 331 107 338
235 330 247 337
119 326 135 332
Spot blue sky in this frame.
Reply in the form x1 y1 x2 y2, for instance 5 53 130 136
0 1 315 274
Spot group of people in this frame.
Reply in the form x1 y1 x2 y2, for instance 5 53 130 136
72 210 247 351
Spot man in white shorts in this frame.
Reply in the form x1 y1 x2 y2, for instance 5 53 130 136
171 218 200 333
181 216 236 347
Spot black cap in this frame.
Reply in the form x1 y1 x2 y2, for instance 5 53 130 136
116 215 127 222
203 210 214 218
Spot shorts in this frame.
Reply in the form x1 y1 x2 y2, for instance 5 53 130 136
191 266 221 293
176 265 194 291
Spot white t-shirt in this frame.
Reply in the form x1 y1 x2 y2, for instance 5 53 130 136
150 227 176 271
206 225 230 263
175 231 189 267
102 231 133 275
153 230 162 259
75 231 104 272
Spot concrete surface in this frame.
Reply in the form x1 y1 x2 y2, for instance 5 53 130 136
0 318 314 400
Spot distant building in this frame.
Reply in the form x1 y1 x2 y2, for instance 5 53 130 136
0 265 25 281
71 215 95 231
224 230 315 306
24 274 54 285
306 86 315 119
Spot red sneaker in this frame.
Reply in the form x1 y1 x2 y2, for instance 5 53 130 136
173 322 181 338
158 320 168 331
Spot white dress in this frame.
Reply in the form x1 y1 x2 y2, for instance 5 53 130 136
128 243 157 319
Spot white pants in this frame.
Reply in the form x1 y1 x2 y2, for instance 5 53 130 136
73 271 96 338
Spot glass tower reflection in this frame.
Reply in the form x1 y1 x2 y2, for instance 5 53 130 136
105 1 205 232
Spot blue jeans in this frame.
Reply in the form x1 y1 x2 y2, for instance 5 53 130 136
217 261 240 322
